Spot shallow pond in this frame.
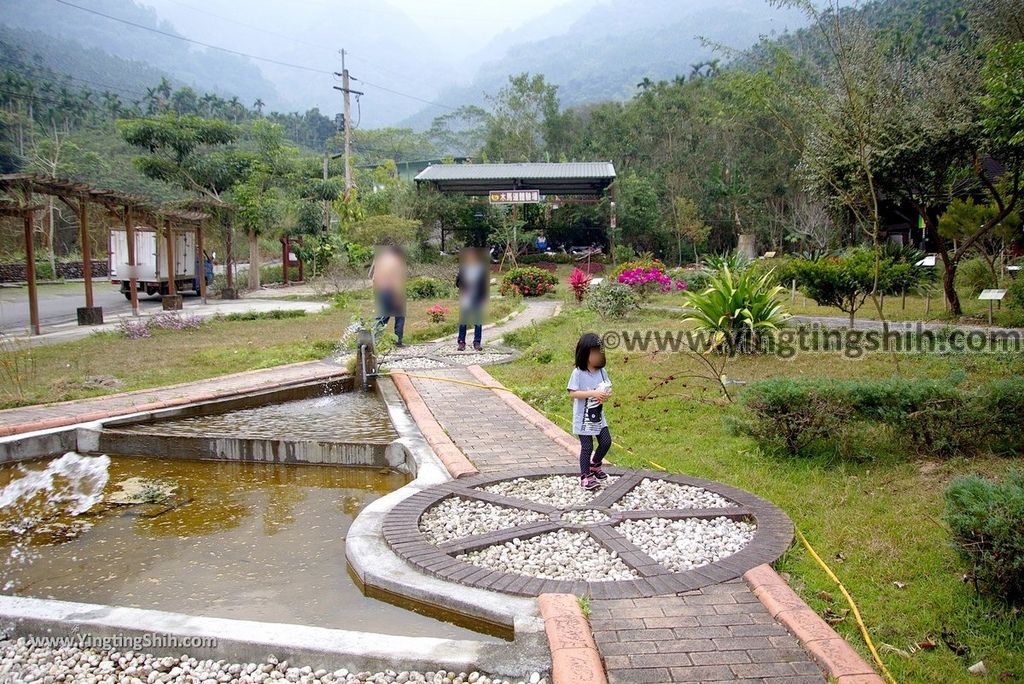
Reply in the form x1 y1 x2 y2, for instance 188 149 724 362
114 392 398 444
0 455 487 640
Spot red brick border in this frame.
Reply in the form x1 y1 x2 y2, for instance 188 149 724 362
0 361 345 438
390 371 478 479
743 564 883 683
464 365 580 458
538 594 607 684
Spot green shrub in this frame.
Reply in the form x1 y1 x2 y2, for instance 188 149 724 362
681 267 789 353
977 378 1024 455
945 471 1024 603
585 282 642 318
1006 275 1024 311
740 376 1021 459
956 257 998 296
221 309 307 321
671 268 713 292
739 380 852 455
703 250 751 272
499 266 557 297
406 276 453 300
612 245 636 264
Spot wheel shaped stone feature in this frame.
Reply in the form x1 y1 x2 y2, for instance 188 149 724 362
382 466 794 599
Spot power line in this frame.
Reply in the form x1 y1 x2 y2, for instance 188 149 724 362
52 0 462 114
352 77 457 112
52 0 334 75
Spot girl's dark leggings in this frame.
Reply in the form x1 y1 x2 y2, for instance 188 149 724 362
579 427 612 476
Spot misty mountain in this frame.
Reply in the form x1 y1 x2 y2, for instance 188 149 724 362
401 0 809 128
0 0 278 109
136 0 461 127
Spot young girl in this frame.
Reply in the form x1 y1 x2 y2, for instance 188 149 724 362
567 333 613 490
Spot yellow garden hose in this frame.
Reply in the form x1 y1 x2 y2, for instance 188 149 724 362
386 369 894 682
796 529 898 684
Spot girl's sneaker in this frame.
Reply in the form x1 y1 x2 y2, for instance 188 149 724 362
590 465 608 480
580 474 600 491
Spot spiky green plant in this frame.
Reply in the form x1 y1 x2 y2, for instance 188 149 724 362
682 266 790 353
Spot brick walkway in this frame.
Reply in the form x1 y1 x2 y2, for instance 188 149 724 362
405 322 828 683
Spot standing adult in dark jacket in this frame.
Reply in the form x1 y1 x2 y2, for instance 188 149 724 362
455 247 488 351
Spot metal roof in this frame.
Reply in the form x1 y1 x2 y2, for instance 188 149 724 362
414 162 616 197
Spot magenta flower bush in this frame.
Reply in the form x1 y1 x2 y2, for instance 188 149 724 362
617 267 687 295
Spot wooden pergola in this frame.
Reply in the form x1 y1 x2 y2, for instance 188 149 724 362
0 173 213 335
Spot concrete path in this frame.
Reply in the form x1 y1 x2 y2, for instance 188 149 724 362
653 304 1023 336
2 296 329 348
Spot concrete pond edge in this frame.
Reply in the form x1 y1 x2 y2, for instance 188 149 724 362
0 375 551 678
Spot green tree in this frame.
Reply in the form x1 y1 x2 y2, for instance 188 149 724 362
482 73 561 162
670 196 710 265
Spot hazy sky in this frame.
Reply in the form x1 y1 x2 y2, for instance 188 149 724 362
389 0 586 46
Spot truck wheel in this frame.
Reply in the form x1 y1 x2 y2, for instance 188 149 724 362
123 291 132 301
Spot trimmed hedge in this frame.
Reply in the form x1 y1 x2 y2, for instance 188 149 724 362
739 376 1023 458
946 471 1024 603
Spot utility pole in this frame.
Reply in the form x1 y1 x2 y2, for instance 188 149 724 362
333 50 363 198
322 152 330 232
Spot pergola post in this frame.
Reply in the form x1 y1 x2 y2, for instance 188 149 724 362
197 220 208 304
162 216 182 310
76 198 103 326
297 238 305 282
281 236 289 286
23 197 40 336
124 205 139 317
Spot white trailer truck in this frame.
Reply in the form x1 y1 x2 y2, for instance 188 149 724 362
109 226 212 299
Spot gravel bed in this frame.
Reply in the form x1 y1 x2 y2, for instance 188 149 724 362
456 529 638 581
560 509 610 525
610 478 735 511
0 642 546 684
479 476 618 510
381 357 450 370
435 352 514 366
419 498 546 545
617 517 755 572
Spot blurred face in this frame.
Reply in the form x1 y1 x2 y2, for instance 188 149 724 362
589 347 606 370
462 249 481 265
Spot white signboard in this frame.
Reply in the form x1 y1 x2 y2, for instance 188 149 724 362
979 289 1007 301
916 255 937 267
489 189 540 204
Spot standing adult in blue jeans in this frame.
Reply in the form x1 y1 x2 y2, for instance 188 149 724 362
371 244 407 347
455 247 488 351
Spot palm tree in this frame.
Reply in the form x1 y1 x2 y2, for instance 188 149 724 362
253 98 265 115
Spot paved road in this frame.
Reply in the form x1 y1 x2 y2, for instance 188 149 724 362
0 281 200 332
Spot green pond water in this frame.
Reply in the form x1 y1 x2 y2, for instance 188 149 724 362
0 456 489 640
113 393 398 443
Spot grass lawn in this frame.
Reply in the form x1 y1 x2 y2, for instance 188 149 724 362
489 305 1024 684
0 294 520 409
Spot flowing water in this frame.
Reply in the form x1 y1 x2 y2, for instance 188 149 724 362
114 392 397 443
0 455 489 640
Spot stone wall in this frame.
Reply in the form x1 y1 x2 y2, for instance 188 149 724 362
0 260 109 283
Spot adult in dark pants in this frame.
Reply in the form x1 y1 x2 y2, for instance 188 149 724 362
455 247 488 351
371 244 407 347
